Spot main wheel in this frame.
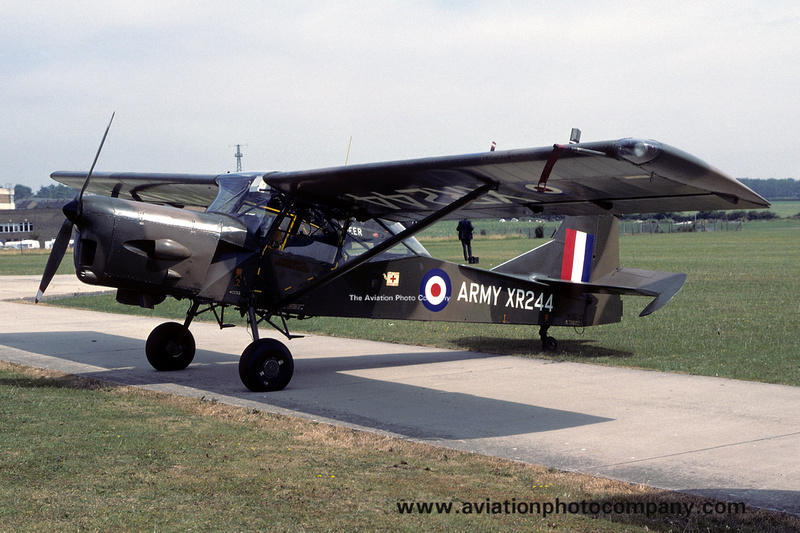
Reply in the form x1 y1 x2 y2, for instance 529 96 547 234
238 338 294 392
145 322 196 371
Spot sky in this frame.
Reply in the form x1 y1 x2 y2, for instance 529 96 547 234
2 1 799 191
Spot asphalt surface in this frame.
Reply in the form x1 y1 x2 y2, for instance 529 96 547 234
2 275 799 515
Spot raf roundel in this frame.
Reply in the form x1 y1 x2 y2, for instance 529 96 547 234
420 268 451 312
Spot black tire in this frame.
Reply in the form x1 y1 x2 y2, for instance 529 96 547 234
145 322 196 371
239 338 294 392
542 336 558 352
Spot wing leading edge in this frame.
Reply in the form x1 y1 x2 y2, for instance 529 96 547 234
264 139 768 221
51 171 224 209
51 138 768 219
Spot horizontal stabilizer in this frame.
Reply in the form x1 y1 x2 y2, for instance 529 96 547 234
539 268 687 317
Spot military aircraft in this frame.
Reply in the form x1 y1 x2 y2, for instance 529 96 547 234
37 121 769 392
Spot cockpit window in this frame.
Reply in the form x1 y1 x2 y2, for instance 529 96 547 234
207 174 284 237
207 173 264 215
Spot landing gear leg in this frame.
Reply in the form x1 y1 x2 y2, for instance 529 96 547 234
539 325 557 352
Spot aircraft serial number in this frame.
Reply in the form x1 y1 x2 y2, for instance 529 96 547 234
456 282 553 312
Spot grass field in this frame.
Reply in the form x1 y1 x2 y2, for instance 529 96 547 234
416 200 799 239
0 248 74 276
307 220 800 386
764 200 800 219
2 361 797 532
32 218 800 387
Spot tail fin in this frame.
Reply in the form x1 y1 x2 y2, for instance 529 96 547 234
493 215 620 282
493 215 685 319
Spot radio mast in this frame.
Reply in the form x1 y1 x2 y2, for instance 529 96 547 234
232 144 246 172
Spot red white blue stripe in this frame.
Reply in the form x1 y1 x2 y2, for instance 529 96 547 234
561 228 594 282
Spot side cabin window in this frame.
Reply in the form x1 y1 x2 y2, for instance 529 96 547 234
267 213 430 267
268 205 344 266
343 220 430 260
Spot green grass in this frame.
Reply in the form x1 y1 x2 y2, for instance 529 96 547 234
2 361 797 532
412 221 800 385
0 249 74 276
766 200 800 219
362 220 800 386
414 201 799 239
418 219 560 240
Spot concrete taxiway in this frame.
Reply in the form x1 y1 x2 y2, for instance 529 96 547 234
2 275 799 515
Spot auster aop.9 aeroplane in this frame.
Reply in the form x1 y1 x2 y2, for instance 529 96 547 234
37 120 768 392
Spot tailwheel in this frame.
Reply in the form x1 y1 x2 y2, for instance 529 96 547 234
239 338 294 392
539 325 558 352
542 336 558 352
145 322 196 371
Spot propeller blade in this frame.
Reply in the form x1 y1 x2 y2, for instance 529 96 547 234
77 111 115 216
37 113 115 302
36 218 74 303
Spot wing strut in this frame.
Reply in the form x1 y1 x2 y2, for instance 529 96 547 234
268 181 497 317
537 144 609 193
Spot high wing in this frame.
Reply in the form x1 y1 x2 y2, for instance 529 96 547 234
51 171 222 209
52 138 768 219
264 138 768 221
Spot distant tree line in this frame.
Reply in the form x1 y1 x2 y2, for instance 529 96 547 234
13 183 75 200
620 210 778 222
13 184 33 199
738 178 800 200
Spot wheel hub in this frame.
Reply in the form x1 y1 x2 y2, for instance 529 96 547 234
166 342 183 357
261 358 281 379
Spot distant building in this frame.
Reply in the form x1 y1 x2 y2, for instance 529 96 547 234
0 201 68 248
0 187 14 210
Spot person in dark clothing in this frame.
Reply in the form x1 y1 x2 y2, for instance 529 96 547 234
457 218 474 262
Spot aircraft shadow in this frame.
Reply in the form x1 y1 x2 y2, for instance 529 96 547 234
0 330 613 440
451 336 634 359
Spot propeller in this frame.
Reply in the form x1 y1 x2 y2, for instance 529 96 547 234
36 112 115 303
